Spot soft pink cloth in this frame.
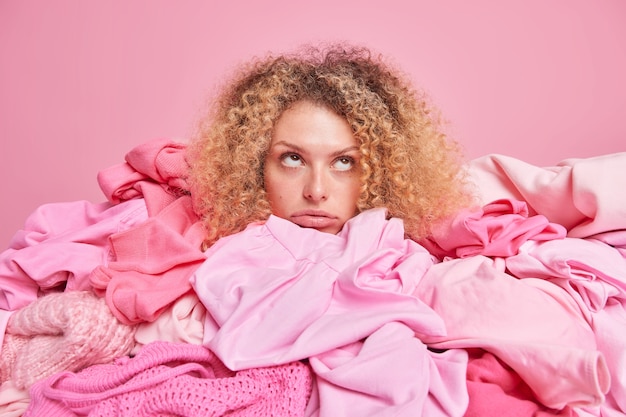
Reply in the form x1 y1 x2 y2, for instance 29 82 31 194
506 238 626 315
421 198 566 259
467 152 626 238
0 199 148 313
506 238 626 416
191 208 469 417
24 341 312 417
309 323 468 417
0 199 147 349
589 230 626 259
131 292 206 355
0 381 29 417
465 350 575 417
97 138 190 216
1 291 136 389
590 304 626 417
90 196 206 325
412 255 610 409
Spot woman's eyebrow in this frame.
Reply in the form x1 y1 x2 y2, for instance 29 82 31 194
271 141 359 157
269 140 303 151
329 146 360 158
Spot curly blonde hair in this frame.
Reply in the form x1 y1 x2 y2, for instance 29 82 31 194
188 43 473 247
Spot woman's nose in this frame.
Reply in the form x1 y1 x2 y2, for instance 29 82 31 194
303 169 328 202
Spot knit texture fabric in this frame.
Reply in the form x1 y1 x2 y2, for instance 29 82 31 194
25 341 313 417
0 290 136 389
0 334 27 383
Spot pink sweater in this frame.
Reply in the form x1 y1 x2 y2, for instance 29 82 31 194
24 341 312 417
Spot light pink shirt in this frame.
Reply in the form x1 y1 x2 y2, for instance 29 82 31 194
191 208 469 417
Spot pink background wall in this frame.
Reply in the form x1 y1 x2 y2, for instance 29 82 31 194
1 0 625 248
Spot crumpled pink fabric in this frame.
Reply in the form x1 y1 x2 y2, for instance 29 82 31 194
413 255 610 410
131 292 206 355
90 196 206 325
506 238 626 314
421 198 567 259
506 238 626 416
467 152 626 238
0 199 148 313
191 208 470 417
97 138 190 216
589 230 626 259
465 350 575 417
0 199 148 349
0 381 29 417
24 341 313 417
589 305 626 417
1 291 136 390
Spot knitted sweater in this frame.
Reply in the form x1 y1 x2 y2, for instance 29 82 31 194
24 341 313 417
1 291 136 389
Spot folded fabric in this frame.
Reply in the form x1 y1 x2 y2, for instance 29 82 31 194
1 291 136 389
97 138 190 216
421 198 566 258
89 196 206 325
506 238 626 314
465 350 575 417
131 292 206 355
413 255 610 409
0 198 148 313
191 209 469 417
24 341 313 417
467 152 626 238
0 380 30 417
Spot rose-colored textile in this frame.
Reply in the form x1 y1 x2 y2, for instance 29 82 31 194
24 341 312 417
96 138 190 216
506 238 626 414
131 292 206 355
0 381 29 417
412 255 609 409
467 152 626 238
465 350 575 417
0 199 147 349
421 198 567 259
0 199 148 313
90 196 206 325
191 208 470 417
1 291 135 389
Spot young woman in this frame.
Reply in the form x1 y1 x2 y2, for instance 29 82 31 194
187 43 473 249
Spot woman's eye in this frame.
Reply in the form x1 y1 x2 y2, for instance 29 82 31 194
333 157 354 171
280 153 303 167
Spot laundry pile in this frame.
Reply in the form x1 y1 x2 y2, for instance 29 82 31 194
1 139 625 417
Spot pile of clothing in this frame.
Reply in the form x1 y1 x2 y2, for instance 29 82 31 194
1 139 625 417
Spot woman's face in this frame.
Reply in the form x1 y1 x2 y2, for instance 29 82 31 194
264 101 362 234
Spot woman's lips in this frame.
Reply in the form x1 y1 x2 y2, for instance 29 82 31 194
290 210 337 229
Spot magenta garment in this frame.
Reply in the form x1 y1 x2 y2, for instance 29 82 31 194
24 341 312 417
1 137 190 317
191 208 470 417
420 198 567 259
